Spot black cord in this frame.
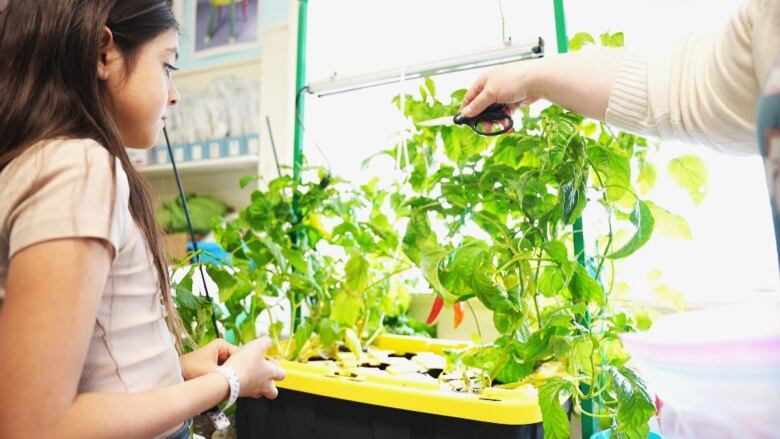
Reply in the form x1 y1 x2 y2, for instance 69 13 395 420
163 126 221 339
295 85 332 187
265 116 283 179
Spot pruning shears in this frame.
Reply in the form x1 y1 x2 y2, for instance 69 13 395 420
417 103 513 136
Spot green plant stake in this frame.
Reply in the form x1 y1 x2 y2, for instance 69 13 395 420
552 1 597 436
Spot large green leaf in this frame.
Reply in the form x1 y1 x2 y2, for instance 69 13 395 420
609 200 655 259
331 288 362 327
291 321 314 360
317 318 341 348
569 265 604 305
538 266 567 297
441 126 463 163
542 240 569 265
637 161 656 195
523 327 554 364
492 312 516 334
609 366 656 439
237 315 256 345
472 270 517 314
653 284 686 311
402 212 435 264
424 76 436 98
645 201 692 239
569 32 595 51
206 266 238 303
587 146 631 202
572 335 595 376
173 273 200 310
538 378 574 439
289 272 324 298
282 248 311 275
345 253 370 294
668 155 708 204
410 151 429 191
559 181 579 225
600 31 625 48
419 245 457 304
258 237 288 272
440 242 488 297
495 350 534 384
268 321 283 341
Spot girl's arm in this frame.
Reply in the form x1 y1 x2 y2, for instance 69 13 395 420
0 238 225 438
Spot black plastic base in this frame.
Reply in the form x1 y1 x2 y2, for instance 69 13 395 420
235 388 546 439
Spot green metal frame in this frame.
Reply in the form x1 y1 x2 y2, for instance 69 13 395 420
293 1 597 436
293 0 308 185
290 0 309 331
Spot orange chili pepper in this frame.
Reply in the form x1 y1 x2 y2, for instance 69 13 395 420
453 302 464 328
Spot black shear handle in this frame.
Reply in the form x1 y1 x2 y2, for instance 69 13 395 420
454 103 513 136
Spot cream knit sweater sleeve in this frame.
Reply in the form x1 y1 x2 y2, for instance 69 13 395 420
605 0 780 155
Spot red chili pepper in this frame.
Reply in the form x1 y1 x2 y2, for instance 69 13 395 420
426 295 444 325
453 302 464 328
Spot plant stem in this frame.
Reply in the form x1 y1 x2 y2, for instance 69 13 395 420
229 269 281 342
576 406 612 419
587 382 609 400
466 300 483 341
533 295 542 328
498 255 555 273
364 313 385 347
488 331 515 381
583 338 599 400
285 293 297 359
363 264 412 292
585 156 614 282
533 248 544 327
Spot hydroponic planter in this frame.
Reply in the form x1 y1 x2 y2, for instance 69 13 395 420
235 334 567 438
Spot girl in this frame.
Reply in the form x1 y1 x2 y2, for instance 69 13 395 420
0 1 285 438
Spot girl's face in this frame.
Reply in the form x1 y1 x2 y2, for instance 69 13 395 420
100 29 180 149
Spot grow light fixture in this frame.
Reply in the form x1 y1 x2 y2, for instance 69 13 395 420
307 37 544 97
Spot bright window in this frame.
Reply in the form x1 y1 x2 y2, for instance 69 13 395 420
301 0 779 307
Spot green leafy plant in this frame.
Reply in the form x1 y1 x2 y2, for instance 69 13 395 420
173 170 431 358
171 29 707 439
369 32 705 439
155 193 229 237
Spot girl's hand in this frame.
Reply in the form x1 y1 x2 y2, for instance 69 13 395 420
223 336 286 399
180 339 238 381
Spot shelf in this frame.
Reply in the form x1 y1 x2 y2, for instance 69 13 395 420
137 155 259 176
172 56 261 80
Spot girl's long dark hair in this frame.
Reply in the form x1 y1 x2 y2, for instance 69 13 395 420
0 0 186 350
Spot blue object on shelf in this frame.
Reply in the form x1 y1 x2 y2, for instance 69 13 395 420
151 134 260 165
187 241 231 265
591 430 663 439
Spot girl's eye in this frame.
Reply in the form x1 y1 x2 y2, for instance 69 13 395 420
164 63 179 77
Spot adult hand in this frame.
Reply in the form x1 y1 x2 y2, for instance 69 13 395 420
460 62 540 118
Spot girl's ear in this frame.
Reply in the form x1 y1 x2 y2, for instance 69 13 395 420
97 26 119 81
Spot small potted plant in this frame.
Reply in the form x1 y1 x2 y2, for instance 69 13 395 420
155 193 229 262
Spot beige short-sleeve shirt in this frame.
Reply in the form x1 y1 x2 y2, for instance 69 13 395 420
0 138 183 397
